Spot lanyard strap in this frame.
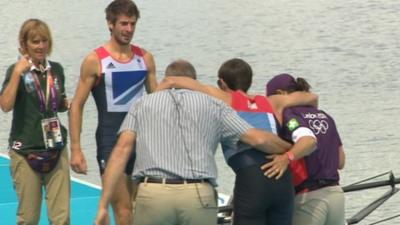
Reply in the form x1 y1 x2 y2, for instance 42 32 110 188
31 70 58 113
47 71 58 112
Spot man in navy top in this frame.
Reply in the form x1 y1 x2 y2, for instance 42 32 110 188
69 1 157 224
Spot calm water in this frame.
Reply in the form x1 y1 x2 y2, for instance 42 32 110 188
1 0 399 224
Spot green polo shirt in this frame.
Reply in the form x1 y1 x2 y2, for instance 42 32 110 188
1 60 68 154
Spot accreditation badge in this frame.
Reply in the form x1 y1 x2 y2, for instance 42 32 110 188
41 117 63 150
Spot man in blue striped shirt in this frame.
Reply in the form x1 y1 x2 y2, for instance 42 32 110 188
95 59 292 225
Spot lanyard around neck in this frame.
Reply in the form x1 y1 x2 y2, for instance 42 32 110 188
31 70 58 113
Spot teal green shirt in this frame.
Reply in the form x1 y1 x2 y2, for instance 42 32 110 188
1 61 68 154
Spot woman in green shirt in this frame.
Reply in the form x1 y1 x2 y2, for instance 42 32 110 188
0 18 70 225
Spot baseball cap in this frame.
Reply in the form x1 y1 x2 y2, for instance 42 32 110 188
266 73 297 96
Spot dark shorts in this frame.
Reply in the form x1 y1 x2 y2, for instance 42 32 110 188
96 150 135 175
96 134 135 175
233 164 295 225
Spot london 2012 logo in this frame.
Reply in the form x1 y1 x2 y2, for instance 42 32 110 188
308 119 329 135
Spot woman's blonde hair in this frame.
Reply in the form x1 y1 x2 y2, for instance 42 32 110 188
18 18 53 55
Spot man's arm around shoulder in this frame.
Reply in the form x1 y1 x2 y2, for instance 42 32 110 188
269 92 318 123
156 76 231 104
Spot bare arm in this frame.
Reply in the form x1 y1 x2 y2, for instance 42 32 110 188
0 56 31 112
239 128 292 154
261 136 317 179
269 92 318 124
286 136 317 160
95 131 136 225
157 76 231 104
338 145 345 170
142 49 157 93
69 52 99 174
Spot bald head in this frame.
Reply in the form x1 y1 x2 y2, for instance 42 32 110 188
165 59 197 80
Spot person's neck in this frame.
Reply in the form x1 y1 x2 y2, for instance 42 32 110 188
31 59 47 71
106 41 132 61
237 89 253 98
228 89 255 100
109 38 131 51
222 88 234 94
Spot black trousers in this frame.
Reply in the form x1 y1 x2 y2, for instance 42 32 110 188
233 164 295 225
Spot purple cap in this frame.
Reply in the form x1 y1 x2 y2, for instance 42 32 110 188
266 73 297 96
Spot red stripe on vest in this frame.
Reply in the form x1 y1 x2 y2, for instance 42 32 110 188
131 45 144 57
95 46 109 59
290 158 309 186
231 91 274 113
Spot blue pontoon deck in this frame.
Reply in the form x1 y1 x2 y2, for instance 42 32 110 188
0 153 115 225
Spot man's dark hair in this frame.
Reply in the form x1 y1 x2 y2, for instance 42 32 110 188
287 77 311 93
218 58 253 92
165 59 197 80
105 0 140 24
